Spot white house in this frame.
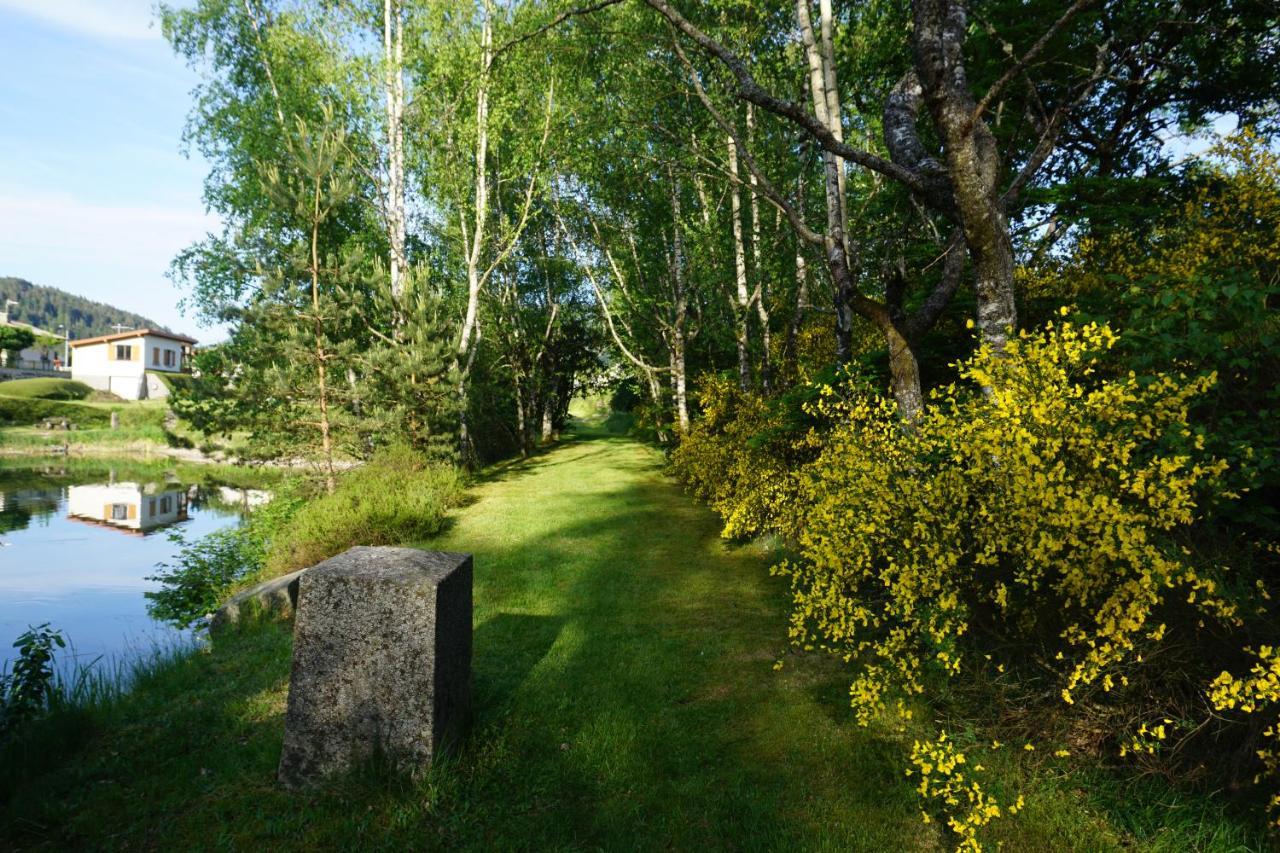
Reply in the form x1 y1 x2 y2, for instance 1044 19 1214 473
69 329 196 400
66 482 189 534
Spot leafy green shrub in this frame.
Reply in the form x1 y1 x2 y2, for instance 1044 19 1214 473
0 624 65 736
264 445 465 578
0 397 110 427
0 378 92 400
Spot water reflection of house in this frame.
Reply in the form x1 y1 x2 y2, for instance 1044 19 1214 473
66 483 189 534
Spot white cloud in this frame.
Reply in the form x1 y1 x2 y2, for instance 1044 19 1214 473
0 0 160 41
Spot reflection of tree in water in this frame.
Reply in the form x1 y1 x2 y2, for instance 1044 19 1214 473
0 503 30 535
0 488 62 534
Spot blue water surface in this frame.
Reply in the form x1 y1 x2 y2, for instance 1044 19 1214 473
0 461 259 674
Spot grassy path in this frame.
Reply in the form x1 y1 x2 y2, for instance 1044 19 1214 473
2 423 1222 849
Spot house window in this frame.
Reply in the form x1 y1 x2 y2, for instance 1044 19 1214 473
163 349 176 368
149 498 156 515
160 495 173 513
110 503 129 520
153 348 161 366
115 344 132 361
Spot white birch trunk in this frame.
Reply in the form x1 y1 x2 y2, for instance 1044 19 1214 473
746 103 771 392
726 132 751 391
383 0 407 299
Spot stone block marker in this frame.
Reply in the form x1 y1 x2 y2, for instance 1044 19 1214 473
277 546 473 789
210 567 306 630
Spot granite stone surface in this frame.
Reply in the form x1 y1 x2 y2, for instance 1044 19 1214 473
277 546 473 788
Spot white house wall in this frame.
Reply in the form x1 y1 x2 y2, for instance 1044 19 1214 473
71 334 187 400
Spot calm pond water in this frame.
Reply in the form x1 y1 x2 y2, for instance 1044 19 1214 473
0 460 266 674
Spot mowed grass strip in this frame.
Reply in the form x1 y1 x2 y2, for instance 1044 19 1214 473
0 422 1228 850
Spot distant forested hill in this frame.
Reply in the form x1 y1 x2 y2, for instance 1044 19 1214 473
0 276 165 338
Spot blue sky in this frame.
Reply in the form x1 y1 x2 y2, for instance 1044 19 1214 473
0 0 218 340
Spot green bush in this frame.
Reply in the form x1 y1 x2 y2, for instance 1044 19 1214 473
0 397 110 427
0 624 65 737
0 378 91 400
264 445 465 578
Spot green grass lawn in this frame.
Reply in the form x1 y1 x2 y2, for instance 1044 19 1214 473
0 378 91 400
0 421 1266 850
0 398 168 451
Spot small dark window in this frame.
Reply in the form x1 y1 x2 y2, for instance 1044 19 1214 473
164 349 176 367
152 349 160 365
111 504 129 520
116 344 132 360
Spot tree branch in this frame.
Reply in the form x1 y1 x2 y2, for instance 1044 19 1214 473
971 0 1096 128
490 0 625 67
641 0 931 197
670 34 824 247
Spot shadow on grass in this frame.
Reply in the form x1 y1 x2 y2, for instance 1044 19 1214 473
472 613 565 719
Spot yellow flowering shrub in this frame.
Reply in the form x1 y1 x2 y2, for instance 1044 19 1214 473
673 316 1273 845
670 373 811 539
906 731 1022 851
766 319 1245 845
1209 647 1280 825
777 318 1233 723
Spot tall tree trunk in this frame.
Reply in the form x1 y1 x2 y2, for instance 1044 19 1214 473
514 378 528 457
816 0 849 246
797 0 854 361
786 238 809 378
746 103 771 393
540 398 554 443
383 0 407 300
912 0 1016 352
726 132 751 391
670 187 691 433
309 182 336 495
455 0 493 460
